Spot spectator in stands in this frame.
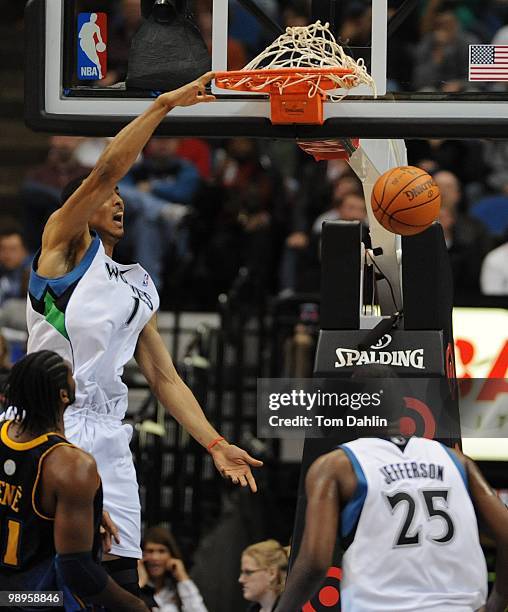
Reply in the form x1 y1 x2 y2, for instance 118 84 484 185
139 526 208 612
0 333 10 407
227 0 278 57
279 176 365 295
480 233 508 295
176 139 212 182
413 2 480 91
195 0 248 71
386 0 418 90
482 139 508 195
239 540 289 612
0 223 30 331
0 332 10 397
406 139 488 194
119 138 201 289
312 184 366 234
282 1 310 28
21 136 90 250
435 170 493 300
103 0 142 86
339 2 372 48
214 139 281 297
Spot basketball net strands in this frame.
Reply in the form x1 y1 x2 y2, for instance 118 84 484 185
216 21 404 317
215 21 375 158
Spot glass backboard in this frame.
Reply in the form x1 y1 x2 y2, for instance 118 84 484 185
25 0 508 138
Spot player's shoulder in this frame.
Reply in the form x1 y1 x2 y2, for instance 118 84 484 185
43 443 98 487
445 444 471 470
307 447 353 480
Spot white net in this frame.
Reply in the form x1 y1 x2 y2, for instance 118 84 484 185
236 21 376 98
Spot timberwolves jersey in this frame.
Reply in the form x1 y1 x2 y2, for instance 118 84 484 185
26 233 159 557
0 420 102 609
339 437 487 612
26 232 159 420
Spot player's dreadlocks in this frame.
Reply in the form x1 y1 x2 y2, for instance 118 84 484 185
2 351 73 435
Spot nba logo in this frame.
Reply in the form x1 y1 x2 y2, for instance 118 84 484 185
77 13 107 81
143 273 149 287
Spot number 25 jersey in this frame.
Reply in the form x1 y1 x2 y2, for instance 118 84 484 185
339 437 487 612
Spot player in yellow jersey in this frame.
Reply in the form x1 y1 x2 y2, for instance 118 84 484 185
0 351 149 611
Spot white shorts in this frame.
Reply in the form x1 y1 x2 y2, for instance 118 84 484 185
64 409 142 559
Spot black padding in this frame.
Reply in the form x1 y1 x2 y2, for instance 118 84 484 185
320 221 362 330
402 224 454 345
126 14 211 91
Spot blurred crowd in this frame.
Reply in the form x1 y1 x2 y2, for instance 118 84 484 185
2 130 507 322
137 527 288 612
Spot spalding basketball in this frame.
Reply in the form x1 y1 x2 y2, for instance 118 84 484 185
371 166 441 236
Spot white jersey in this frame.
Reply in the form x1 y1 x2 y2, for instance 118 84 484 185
339 437 487 612
26 233 159 557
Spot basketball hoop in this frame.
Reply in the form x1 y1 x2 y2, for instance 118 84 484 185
215 67 355 125
214 21 375 158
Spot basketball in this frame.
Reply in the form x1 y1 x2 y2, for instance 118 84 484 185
96 42 106 52
371 166 441 236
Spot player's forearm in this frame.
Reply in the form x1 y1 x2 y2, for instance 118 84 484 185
487 544 508 612
154 377 220 447
274 558 326 612
93 99 171 186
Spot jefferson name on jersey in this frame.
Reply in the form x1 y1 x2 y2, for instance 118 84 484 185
380 461 444 485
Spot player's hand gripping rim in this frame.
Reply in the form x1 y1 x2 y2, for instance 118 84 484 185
157 72 216 111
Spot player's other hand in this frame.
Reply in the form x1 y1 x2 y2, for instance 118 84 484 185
100 510 120 553
210 442 263 492
157 72 216 110
137 559 149 588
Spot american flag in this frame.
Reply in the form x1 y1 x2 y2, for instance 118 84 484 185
469 44 508 81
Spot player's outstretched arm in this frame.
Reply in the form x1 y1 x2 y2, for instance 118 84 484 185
135 316 263 492
42 72 215 251
275 454 341 612
48 447 149 612
463 454 508 612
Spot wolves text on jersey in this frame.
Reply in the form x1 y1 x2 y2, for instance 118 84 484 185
105 263 154 311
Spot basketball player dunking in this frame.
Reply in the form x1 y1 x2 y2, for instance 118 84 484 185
0 351 149 611
275 375 508 612
26 73 263 594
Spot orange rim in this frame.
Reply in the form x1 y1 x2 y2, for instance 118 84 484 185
215 67 354 80
215 67 355 92
214 67 356 125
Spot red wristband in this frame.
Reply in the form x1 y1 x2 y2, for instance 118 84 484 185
207 436 225 452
